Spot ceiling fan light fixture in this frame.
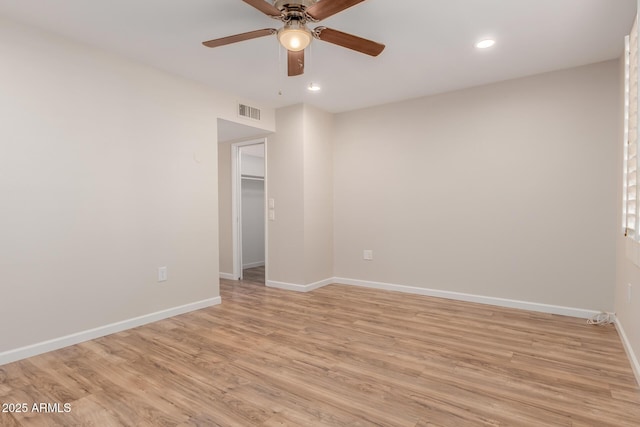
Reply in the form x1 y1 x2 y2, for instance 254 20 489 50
278 21 312 52
203 0 386 77
308 82 321 92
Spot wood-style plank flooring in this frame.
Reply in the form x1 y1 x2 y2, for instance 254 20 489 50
1 268 639 426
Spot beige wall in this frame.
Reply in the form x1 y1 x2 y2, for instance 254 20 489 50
0 18 272 355
266 104 334 286
267 105 306 285
303 105 334 284
333 60 620 311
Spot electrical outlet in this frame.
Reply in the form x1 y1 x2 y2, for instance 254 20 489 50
363 250 373 261
158 266 168 282
628 283 633 304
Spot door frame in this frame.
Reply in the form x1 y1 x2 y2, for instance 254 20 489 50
231 138 267 281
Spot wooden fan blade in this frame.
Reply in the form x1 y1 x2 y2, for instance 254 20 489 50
242 0 281 17
288 50 305 76
315 27 384 56
203 28 276 48
306 0 366 21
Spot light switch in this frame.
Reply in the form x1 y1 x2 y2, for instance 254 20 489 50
268 198 275 209
268 210 275 221
158 266 167 282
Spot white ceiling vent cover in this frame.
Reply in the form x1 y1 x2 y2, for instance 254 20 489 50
238 103 261 121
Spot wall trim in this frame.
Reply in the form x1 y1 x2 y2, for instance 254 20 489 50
615 316 640 387
242 261 265 269
264 276 601 318
266 278 333 292
219 272 236 280
0 297 221 366
333 277 601 319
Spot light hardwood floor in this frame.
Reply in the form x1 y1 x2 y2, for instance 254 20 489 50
1 271 639 426
242 265 265 283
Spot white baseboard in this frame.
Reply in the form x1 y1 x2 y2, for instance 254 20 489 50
0 297 221 366
219 272 236 280
264 275 599 319
615 316 640 387
333 277 601 319
266 278 333 292
242 261 265 269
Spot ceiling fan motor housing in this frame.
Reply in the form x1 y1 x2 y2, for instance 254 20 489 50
274 0 315 52
274 0 317 13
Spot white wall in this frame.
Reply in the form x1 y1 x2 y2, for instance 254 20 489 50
241 178 265 268
241 152 265 178
333 60 620 311
241 152 265 268
218 141 233 275
0 18 273 360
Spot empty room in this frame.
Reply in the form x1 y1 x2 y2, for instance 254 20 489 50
1 0 640 425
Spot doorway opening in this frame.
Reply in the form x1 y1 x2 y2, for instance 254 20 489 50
232 140 266 283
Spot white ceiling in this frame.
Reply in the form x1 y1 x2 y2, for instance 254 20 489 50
0 0 636 113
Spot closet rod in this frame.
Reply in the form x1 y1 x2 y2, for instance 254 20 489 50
241 174 264 181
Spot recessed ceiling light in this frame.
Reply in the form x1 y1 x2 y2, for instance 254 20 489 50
308 83 321 92
475 39 496 49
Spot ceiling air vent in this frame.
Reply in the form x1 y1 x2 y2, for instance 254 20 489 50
238 103 261 121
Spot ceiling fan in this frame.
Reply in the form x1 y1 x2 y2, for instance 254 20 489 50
202 0 385 76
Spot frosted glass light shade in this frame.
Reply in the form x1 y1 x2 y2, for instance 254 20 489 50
278 24 312 52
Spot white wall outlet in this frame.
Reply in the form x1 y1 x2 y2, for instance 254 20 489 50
363 250 373 261
158 266 168 282
628 283 633 304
